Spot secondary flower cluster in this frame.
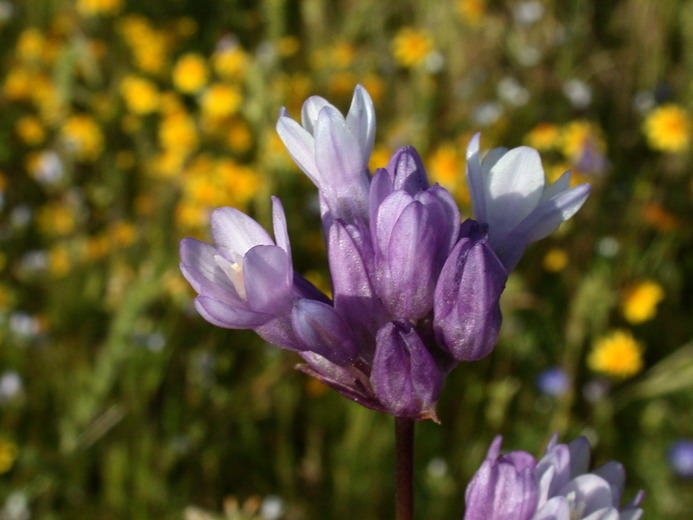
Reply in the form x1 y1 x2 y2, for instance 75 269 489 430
179 85 590 419
464 435 644 520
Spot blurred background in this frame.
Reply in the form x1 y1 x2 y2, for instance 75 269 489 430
0 0 691 519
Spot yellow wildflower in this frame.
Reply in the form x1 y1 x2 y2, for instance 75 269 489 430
119 16 168 74
457 0 486 24
109 221 137 247
201 84 242 119
643 104 691 153
328 72 357 98
360 74 385 104
61 114 103 161
120 75 160 115
173 53 209 94
3 67 34 101
621 280 664 324
561 120 605 160
82 235 110 261
276 36 300 58
368 145 392 171
543 248 568 272
331 42 356 68
588 330 643 378
15 116 46 146
37 203 76 236
49 245 71 277
227 120 253 153
16 28 45 61
0 439 18 474
392 28 433 69
159 110 198 152
428 143 462 187
525 123 561 151
213 46 248 79
176 201 209 229
77 0 122 16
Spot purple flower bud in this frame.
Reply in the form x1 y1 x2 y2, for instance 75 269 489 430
371 321 444 420
464 435 644 520
466 133 590 270
434 236 507 361
384 146 430 195
372 187 459 320
291 298 359 366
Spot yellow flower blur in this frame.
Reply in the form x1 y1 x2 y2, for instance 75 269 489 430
588 330 643 378
173 53 209 94
120 75 160 115
15 116 46 145
61 115 104 161
621 280 664 324
201 84 242 119
643 104 691 153
525 123 561 151
77 0 123 16
543 248 568 272
392 28 433 69
0 439 18 474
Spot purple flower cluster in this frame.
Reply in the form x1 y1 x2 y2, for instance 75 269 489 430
464 435 643 520
179 85 589 420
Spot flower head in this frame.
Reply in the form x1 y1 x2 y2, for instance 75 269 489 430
464 435 644 520
181 86 589 420
620 280 664 324
588 330 643 379
643 104 691 153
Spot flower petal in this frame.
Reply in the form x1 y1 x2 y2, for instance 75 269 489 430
179 238 238 301
210 207 274 259
243 245 293 315
558 474 614 515
532 496 571 520
346 84 376 164
301 95 332 134
271 196 291 258
466 133 488 223
276 110 321 184
483 146 546 243
194 296 272 329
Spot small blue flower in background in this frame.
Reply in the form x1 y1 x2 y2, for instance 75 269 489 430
535 366 569 397
667 439 693 479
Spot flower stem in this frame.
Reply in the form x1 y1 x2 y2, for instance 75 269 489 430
395 417 415 520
